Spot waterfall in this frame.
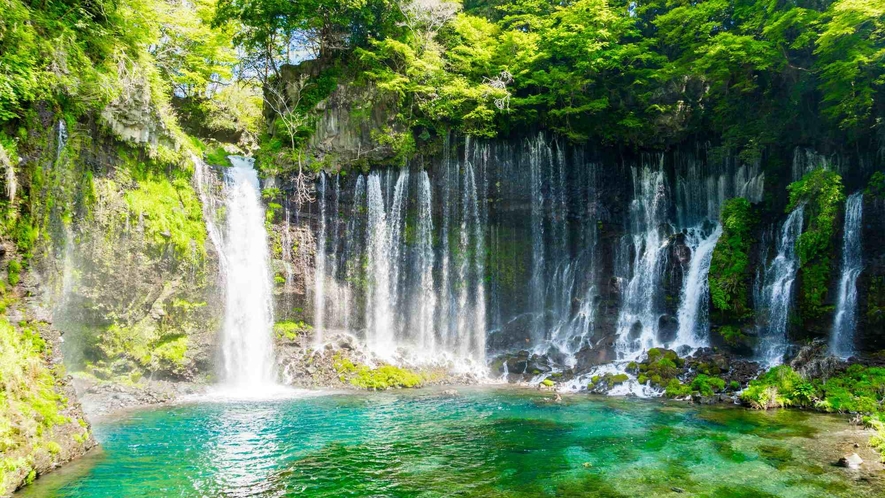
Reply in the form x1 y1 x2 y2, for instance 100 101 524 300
756 206 804 366
616 162 669 359
529 137 547 344
415 172 436 351
674 225 723 348
831 192 863 358
313 173 327 346
365 173 396 354
302 136 773 373
461 149 487 361
342 176 366 333
219 157 276 387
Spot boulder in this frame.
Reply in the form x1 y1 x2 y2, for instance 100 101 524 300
837 453 863 469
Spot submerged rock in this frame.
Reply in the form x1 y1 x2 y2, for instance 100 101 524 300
837 453 863 469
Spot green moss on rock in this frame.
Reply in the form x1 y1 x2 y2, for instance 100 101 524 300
787 169 845 326
709 198 756 325
332 355 424 390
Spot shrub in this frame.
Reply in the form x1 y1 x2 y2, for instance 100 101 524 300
665 379 691 398
691 375 726 396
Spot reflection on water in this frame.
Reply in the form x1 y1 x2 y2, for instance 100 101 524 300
17 387 885 497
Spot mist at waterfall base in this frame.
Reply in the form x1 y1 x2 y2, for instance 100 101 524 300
19 387 883 497
303 136 766 386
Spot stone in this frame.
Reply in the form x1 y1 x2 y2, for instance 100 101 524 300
657 314 679 344
837 453 863 469
441 389 459 397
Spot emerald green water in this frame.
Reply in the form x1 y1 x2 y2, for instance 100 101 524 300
19 387 883 497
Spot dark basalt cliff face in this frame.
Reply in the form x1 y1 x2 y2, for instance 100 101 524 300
858 196 885 351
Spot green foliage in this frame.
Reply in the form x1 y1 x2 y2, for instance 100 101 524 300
814 0 885 130
742 364 885 414
638 349 684 388
691 375 726 397
332 355 424 390
0 317 85 490
867 171 885 199
869 414 885 462
0 0 236 125
124 176 207 261
274 321 311 341
223 0 885 154
741 365 806 409
205 146 232 167
6 259 20 286
719 326 747 347
664 379 691 398
710 198 757 321
787 169 845 321
588 373 628 390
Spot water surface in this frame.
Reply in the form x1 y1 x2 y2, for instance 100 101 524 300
20 387 883 497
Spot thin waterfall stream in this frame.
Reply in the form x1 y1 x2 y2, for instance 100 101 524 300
756 206 805 366
831 192 864 358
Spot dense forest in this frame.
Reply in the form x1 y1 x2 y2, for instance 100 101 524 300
1 0 885 495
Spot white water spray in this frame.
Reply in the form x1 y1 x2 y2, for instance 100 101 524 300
615 163 668 359
831 192 863 358
314 173 327 347
674 224 723 349
219 157 277 388
756 206 804 366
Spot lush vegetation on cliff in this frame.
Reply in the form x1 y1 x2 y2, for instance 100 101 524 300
787 169 845 328
216 0 885 160
0 314 90 492
710 198 757 327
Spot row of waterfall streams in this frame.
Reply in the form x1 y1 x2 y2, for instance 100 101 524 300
188 137 867 390
300 135 789 382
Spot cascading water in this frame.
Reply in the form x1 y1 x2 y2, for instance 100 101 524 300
528 137 547 344
615 162 669 359
313 174 327 347
219 157 277 388
831 192 863 358
414 172 436 351
756 206 804 366
673 224 723 349
303 135 766 377
365 173 396 355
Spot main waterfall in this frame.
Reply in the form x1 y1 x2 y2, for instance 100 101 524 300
831 192 864 358
219 157 277 387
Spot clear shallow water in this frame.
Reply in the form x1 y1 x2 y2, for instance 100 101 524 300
19 387 884 497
